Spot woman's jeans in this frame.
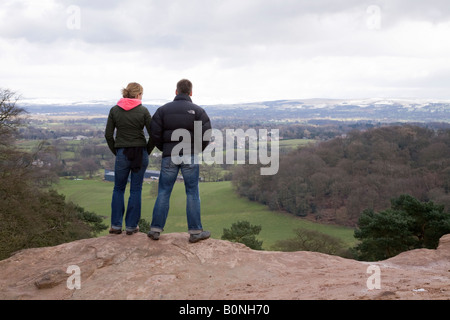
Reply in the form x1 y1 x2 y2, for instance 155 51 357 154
111 148 149 232
151 155 203 234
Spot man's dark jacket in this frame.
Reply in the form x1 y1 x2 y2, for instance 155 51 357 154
150 94 211 158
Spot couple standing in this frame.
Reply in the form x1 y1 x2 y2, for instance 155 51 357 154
104 79 211 243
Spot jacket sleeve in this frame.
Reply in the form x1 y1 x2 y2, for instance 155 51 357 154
105 109 116 155
199 109 212 151
144 108 155 155
150 108 164 152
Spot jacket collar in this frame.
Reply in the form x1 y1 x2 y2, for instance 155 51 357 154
174 94 192 102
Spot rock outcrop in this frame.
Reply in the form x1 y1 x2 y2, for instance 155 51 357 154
0 233 449 300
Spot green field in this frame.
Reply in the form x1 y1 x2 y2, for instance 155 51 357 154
56 178 356 250
279 138 315 149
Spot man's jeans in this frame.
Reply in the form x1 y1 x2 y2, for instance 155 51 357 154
111 148 149 232
151 155 203 234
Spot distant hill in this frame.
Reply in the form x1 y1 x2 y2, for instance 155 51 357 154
20 98 450 123
206 98 450 123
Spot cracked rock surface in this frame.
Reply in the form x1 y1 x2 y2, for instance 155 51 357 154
0 233 449 300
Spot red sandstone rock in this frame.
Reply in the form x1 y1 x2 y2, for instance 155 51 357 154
0 233 449 300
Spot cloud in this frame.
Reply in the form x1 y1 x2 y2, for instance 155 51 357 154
1 0 450 103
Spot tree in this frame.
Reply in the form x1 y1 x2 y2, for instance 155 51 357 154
0 189 107 260
0 89 25 143
200 163 221 182
391 194 450 248
353 194 450 261
353 208 415 261
0 88 107 260
221 220 263 250
70 162 85 179
80 157 100 178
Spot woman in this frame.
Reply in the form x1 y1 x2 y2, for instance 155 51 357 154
105 82 154 235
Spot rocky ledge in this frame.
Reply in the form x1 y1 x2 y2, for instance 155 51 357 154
0 232 449 300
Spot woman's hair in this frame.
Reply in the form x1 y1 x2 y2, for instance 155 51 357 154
122 82 143 99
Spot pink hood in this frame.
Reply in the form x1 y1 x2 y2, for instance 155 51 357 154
117 98 142 111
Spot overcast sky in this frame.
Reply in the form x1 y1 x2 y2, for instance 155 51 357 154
1 0 450 105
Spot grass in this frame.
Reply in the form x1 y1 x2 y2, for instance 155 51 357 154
279 138 315 149
56 178 356 250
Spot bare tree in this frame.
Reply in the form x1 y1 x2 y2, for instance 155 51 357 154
0 89 26 142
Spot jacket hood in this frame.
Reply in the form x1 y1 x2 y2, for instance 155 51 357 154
117 98 142 111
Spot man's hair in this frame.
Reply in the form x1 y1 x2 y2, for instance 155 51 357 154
177 79 193 95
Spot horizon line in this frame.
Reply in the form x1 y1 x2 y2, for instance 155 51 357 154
18 96 450 107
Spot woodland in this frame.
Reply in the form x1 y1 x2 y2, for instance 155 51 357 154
233 125 450 227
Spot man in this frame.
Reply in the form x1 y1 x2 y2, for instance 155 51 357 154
148 79 211 243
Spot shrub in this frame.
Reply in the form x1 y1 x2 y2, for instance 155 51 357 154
221 220 263 250
272 228 350 257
